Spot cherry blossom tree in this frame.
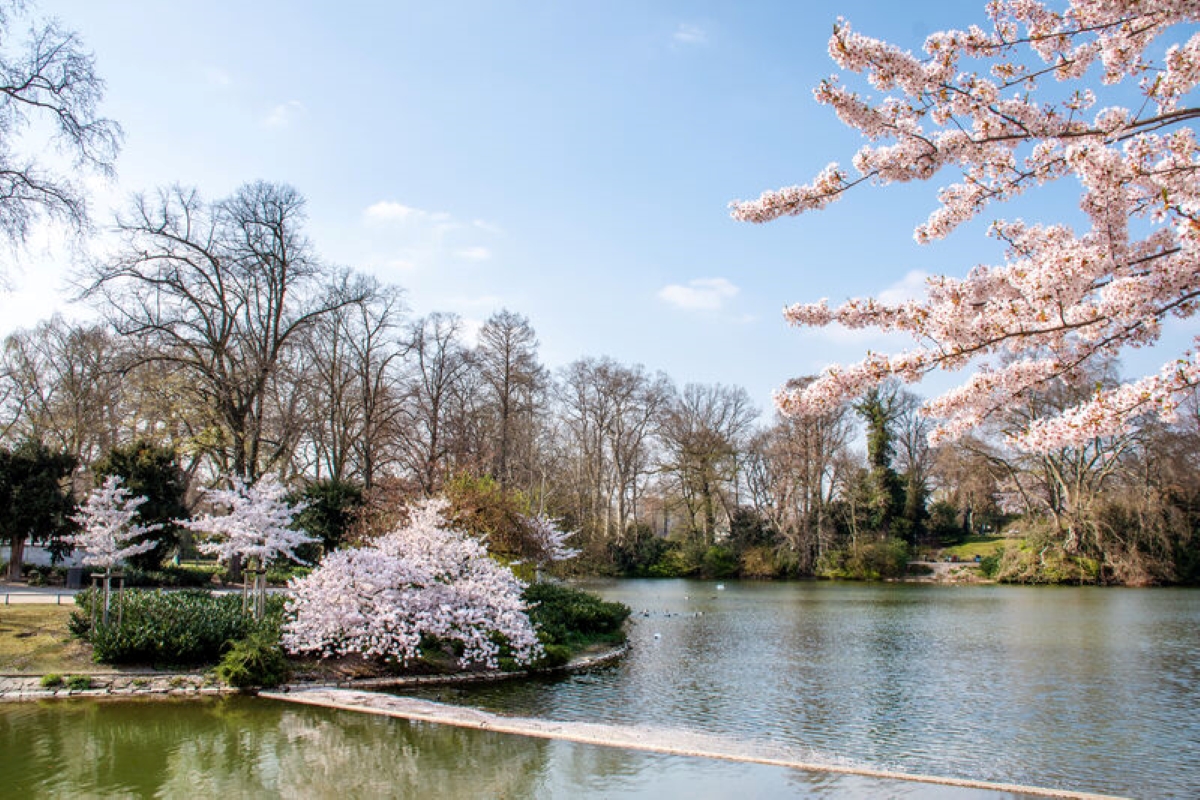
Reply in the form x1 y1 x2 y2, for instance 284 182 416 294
732 1 1200 452
524 512 581 569
70 476 162 624
282 498 541 670
182 473 315 617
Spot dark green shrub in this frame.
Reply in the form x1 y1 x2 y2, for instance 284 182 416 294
71 587 284 667
40 673 63 688
701 545 739 578
215 629 292 689
523 583 629 649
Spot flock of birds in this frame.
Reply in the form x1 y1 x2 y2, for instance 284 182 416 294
643 584 724 639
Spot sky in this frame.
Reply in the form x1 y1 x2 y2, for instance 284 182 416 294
0 1 1187 419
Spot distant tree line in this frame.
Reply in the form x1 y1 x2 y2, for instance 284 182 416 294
1 181 1198 586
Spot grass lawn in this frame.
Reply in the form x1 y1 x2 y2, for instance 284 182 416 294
0 606 96 675
938 536 1009 560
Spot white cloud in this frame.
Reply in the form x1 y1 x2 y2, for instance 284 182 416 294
673 23 708 45
658 277 739 311
263 100 306 128
877 269 930 306
365 201 421 222
364 201 452 226
455 246 491 261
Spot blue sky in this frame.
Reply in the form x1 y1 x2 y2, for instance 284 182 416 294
2 1 1174 417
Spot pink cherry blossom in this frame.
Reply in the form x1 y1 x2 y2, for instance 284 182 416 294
281 498 542 670
70 475 162 569
181 473 315 568
733 0 1200 451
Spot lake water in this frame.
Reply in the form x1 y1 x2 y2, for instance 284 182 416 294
404 580 1200 798
2 696 1010 798
2 580 1196 798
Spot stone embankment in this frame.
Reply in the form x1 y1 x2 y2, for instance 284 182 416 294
0 644 628 702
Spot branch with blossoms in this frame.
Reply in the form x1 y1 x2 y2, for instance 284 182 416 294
733 0 1200 451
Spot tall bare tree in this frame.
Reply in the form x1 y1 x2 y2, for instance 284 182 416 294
659 383 756 546
397 313 474 494
475 309 543 491
82 182 365 481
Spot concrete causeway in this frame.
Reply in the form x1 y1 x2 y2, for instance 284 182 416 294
261 687 1127 800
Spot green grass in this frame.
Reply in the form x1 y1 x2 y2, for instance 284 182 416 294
938 536 1008 560
0 606 96 674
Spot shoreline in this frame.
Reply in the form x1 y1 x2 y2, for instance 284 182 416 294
0 643 628 703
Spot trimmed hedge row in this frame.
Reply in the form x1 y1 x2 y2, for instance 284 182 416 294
70 588 283 667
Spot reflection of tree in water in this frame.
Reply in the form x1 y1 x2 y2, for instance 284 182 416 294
2 698 553 798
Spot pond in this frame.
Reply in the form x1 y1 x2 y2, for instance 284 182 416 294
3 580 1196 798
401 580 1200 798
2 696 1008 798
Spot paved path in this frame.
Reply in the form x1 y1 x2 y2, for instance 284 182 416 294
0 584 80 605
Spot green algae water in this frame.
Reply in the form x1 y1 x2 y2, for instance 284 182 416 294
0 696 1015 798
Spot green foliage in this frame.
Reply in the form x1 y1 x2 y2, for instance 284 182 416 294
978 548 1003 579
121 565 220 588
40 673 63 688
71 587 284 666
92 441 189 571
293 478 364 555
443 472 538 560
701 545 739 578
0 440 77 577
928 500 966 544
523 582 629 652
65 675 92 691
215 628 292 689
991 540 1101 584
818 537 910 580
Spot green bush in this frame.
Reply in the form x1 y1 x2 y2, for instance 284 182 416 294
71 588 284 667
40 673 63 688
523 582 629 650
818 537 911 580
701 545 739 578
215 628 292 689
66 675 92 691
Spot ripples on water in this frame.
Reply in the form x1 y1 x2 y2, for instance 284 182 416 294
400 580 1200 798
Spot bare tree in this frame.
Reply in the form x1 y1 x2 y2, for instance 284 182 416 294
0 2 120 264
659 383 757 546
82 182 365 480
475 309 544 490
0 317 125 464
553 357 671 548
397 313 474 494
745 387 853 569
298 273 406 488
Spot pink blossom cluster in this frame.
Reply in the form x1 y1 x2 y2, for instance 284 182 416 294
281 498 542 670
734 0 1200 450
69 475 162 569
181 473 315 567
524 513 581 565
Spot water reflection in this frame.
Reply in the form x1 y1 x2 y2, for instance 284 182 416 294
400 580 1200 798
0 697 1019 798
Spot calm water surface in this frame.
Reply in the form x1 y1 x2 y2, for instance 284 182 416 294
402 580 1200 798
0 696 1012 798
